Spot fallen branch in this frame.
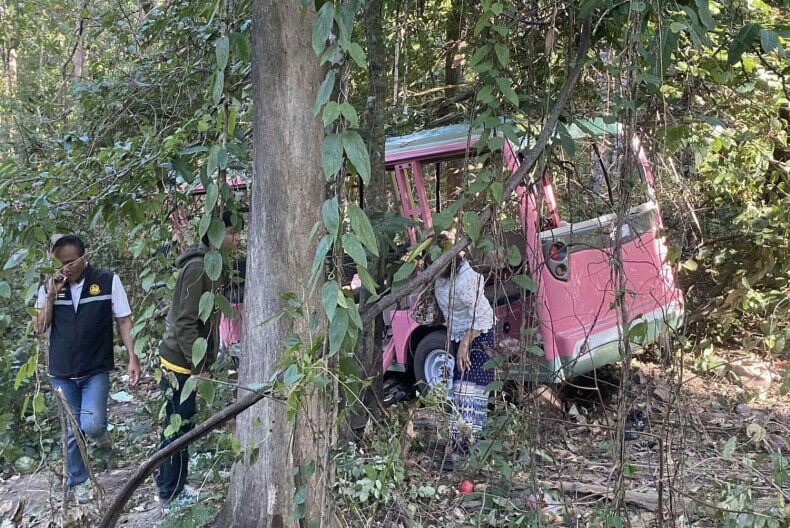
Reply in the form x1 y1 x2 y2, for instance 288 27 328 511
98 386 274 528
542 480 693 512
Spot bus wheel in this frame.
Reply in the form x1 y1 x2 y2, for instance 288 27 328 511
413 331 454 393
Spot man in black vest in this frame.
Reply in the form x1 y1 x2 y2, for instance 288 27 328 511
34 235 140 503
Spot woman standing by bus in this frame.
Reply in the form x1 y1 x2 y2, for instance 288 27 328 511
430 234 495 468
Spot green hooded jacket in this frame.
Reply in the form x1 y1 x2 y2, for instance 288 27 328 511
159 243 222 374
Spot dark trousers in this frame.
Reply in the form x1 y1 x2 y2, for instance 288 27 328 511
155 371 197 501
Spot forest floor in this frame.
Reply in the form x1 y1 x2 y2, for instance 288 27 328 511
0 348 787 527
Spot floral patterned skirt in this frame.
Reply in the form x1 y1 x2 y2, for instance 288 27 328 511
449 330 494 450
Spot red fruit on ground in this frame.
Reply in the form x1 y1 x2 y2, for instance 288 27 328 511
459 480 474 494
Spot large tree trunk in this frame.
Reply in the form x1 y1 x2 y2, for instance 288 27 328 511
221 1 332 526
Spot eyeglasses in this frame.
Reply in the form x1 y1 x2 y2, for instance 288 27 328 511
55 253 87 271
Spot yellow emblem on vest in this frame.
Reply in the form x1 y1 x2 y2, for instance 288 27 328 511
89 284 101 295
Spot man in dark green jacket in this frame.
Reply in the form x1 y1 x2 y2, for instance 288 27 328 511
156 211 242 510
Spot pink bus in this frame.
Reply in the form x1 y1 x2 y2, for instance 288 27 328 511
381 119 684 387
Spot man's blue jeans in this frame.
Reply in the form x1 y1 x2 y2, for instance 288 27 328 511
50 372 110 487
156 371 197 501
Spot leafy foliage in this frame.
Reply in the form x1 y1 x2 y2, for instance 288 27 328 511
0 0 788 525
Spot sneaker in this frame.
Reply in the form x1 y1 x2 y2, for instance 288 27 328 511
159 485 200 513
70 481 93 504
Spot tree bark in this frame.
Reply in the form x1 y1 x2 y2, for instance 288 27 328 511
443 1 462 99
73 1 85 81
220 1 332 526
6 45 17 93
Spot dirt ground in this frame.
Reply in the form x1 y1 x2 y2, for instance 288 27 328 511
0 349 787 527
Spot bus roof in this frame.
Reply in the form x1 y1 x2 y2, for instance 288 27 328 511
383 117 622 166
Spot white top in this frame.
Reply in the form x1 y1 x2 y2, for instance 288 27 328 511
37 274 132 318
434 261 494 342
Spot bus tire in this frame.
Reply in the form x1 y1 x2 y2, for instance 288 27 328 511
413 331 454 393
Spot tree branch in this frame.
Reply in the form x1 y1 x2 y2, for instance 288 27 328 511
98 386 275 528
361 16 593 326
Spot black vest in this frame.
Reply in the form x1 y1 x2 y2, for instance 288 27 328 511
48 266 115 378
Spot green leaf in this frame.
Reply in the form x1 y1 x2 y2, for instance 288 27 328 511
205 182 219 211
494 43 509 68
310 235 334 287
198 211 212 240
512 274 538 292
283 363 303 385
346 42 367 68
208 217 226 249
314 70 336 116
657 28 679 76
392 261 416 285
207 145 219 178
321 133 343 180
312 2 334 55
204 250 223 281
213 69 224 104
33 393 45 413
506 245 522 267
694 0 716 30
335 0 354 46
760 29 779 53
347 204 378 256
198 378 216 406
301 460 316 480
322 281 340 322
191 338 208 368
0 281 11 299
294 485 308 505
496 77 519 107
171 157 194 183
728 23 761 65
476 85 495 104
3 248 28 270
229 32 250 62
555 123 575 157
198 291 215 323
322 197 340 237
339 354 361 403
473 16 488 37
347 302 363 330
355 265 378 295
328 308 349 355
228 106 239 136
469 45 491 68
463 211 481 242
342 132 370 184
215 35 229 71
342 233 367 268
215 292 234 317
164 414 182 438
490 181 503 203
431 210 454 232
180 376 198 404
339 103 359 128
322 101 342 127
